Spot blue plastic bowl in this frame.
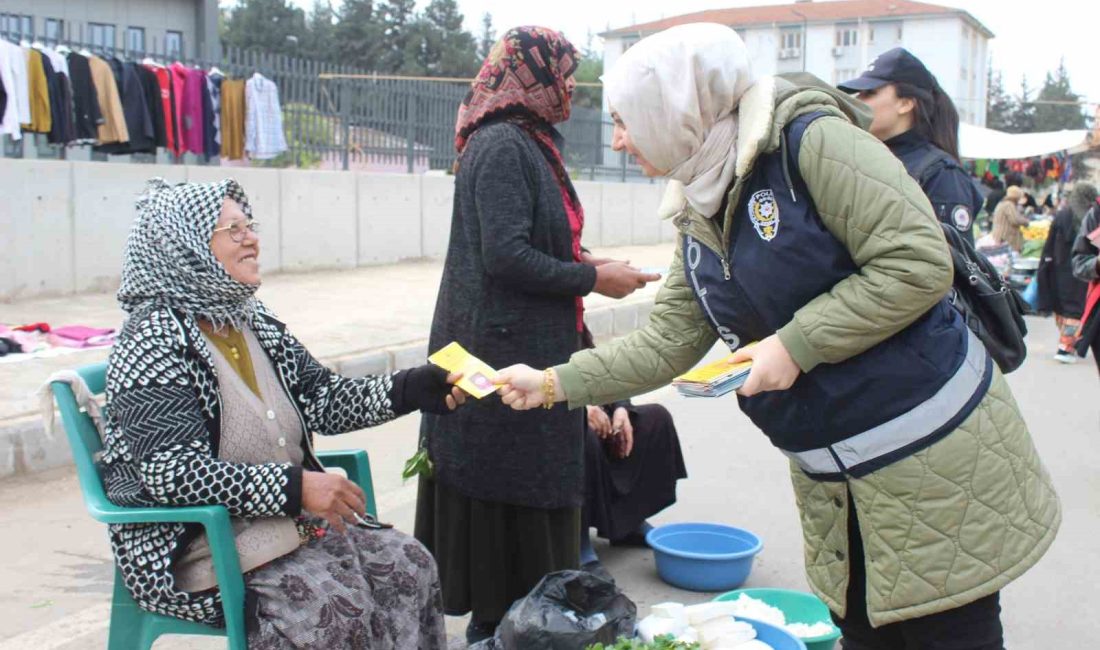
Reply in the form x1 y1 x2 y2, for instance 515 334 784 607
738 617 808 650
646 522 762 592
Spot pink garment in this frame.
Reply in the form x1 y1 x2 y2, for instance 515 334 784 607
170 62 206 155
49 325 117 349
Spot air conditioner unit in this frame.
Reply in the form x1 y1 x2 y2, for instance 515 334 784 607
778 48 790 59
832 46 845 57
789 47 802 59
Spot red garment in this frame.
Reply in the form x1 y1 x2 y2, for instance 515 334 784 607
145 65 178 155
170 62 205 155
454 26 578 154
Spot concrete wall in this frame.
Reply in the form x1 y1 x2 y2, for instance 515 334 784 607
0 160 672 302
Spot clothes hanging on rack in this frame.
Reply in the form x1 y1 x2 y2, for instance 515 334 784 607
95 59 155 154
22 46 51 133
88 54 128 144
220 77 246 160
245 72 287 160
200 72 217 159
170 62 206 155
0 40 26 139
206 70 223 156
67 51 102 141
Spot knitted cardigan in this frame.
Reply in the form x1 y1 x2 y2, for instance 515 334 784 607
100 304 401 627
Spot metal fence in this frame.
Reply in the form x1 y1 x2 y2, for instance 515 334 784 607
0 31 647 181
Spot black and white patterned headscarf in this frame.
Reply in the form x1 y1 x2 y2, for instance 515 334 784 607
117 178 259 329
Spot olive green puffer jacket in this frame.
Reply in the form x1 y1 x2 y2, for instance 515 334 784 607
556 74 1060 626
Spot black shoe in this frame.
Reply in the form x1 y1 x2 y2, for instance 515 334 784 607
466 620 498 645
609 530 650 547
582 560 616 585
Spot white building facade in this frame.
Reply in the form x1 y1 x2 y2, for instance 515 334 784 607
602 0 993 126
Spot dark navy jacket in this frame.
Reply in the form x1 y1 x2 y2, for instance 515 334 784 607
886 130 982 246
684 114 992 479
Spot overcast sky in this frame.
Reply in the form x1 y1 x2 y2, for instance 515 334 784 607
277 0 1097 109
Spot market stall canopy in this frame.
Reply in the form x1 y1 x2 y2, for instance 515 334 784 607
959 123 1092 160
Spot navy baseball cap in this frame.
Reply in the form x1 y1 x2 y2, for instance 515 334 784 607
837 47 937 95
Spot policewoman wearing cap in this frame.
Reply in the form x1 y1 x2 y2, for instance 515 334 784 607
840 47 982 245
494 25 1060 650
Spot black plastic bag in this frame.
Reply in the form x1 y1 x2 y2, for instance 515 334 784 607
473 570 637 650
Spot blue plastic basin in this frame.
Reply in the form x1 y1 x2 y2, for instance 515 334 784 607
740 617 808 650
646 522 762 592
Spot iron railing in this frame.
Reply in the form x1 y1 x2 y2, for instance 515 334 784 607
0 30 647 181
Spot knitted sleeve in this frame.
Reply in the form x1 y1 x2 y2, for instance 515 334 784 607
103 311 301 517
280 328 399 436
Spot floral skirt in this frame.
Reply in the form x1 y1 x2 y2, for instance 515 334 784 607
246 523 447 649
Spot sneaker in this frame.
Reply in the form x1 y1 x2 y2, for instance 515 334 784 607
1054 351 1078 364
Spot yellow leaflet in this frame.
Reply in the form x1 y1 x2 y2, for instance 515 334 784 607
428 342 498 399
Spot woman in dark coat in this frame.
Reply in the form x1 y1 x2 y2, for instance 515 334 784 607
414 27 656 644
1038 183 1097 362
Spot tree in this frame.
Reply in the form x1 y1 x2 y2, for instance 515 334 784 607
301 0 338 62
419 0 478 76
1008 76 1036 134
333 0 384 70
985 66 1014 132
571 47 603 110
378 0 418 73
478 12 496 61
1033 59 1087 132
221 0 306 56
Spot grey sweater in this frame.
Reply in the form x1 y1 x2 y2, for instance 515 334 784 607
421 121 597 509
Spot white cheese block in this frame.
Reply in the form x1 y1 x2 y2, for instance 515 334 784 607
686 601 743 625
698 618 756 648
650 602 689 628
637 614 685 643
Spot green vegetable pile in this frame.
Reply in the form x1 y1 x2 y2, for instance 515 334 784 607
586 635 701 650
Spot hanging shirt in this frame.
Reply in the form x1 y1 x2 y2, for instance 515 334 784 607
95 60 155 154
0 40 27 139
245 72 287 160
22 47 51 133
145 64 181 156
88 54 128 144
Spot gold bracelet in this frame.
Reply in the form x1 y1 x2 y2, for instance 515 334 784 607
541 369 556 410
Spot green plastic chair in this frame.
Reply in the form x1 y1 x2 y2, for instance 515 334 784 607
51 362 377 650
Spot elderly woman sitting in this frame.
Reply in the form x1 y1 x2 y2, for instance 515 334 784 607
98 178 463 649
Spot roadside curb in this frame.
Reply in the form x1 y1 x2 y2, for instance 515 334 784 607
0 297 656 482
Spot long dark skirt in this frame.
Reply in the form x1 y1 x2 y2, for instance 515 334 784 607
245 523 447 649
584 403 687 541
414 477 580 625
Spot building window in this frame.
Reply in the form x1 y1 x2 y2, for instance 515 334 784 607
165 30 183 58
88 23 116 50
45 18 63 43
835 25 858 48
1 13 33 39
834 68 858 85
127 27 145 54
781 29 802 50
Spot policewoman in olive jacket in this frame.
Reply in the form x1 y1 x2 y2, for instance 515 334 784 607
496 25 1060 649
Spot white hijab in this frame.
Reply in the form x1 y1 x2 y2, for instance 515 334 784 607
603 23 755 216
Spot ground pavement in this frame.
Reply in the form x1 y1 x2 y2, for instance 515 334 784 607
0 286 1095 648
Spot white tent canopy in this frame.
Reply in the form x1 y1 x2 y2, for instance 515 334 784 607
959 123 1091 160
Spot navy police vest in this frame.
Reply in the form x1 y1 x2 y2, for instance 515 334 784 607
683 113 993 480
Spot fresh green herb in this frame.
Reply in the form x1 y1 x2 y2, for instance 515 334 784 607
401 448 433 481
586 635 701 650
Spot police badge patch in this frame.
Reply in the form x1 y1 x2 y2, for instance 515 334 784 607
748 189 779 241
951 205 972 231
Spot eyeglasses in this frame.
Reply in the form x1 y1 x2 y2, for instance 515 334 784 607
212 218 259 243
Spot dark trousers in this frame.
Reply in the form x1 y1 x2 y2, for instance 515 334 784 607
833 495 1005 650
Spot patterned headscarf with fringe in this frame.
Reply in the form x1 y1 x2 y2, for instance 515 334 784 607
117 178 259 329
